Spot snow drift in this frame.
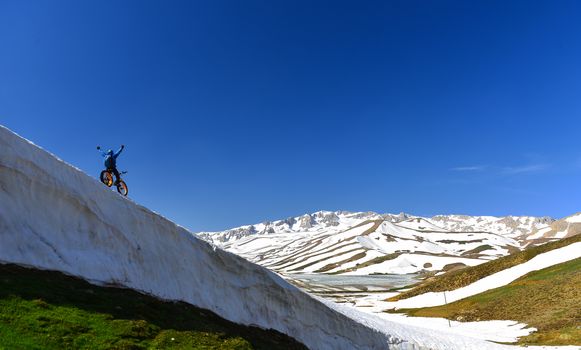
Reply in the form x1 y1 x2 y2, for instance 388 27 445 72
0 125 523 349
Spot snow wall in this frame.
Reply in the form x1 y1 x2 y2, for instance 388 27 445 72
0 125 510 350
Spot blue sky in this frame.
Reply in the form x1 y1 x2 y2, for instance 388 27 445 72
1 1 580 231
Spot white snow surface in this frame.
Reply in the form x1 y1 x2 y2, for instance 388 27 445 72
383 242 581 309
566 213 581 224
0 124 545 350
528 226 553 239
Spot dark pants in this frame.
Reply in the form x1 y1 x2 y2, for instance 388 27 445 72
109 168 121 184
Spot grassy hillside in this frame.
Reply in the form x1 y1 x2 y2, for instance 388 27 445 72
396 258 581 346
0 263 307 350
389 233 581 301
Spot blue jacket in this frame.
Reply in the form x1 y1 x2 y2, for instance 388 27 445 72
101 146 124 169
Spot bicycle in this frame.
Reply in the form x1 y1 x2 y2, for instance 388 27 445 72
100 169 129 196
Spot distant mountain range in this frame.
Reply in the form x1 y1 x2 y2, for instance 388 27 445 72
197 211 580 275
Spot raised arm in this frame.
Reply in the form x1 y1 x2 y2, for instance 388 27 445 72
113 145 125 158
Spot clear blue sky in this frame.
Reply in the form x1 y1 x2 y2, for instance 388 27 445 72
1 1 580 231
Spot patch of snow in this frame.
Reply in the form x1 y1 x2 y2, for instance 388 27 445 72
528 226 553 239
555 229 569 239
565 213 581 223
342 254 484 275
319 298 555 349
396 218 447 232
374 313 534 343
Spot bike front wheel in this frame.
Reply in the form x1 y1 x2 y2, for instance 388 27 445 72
116 180 128 196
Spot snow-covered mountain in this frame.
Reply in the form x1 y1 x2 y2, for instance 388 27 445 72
198 211 555 275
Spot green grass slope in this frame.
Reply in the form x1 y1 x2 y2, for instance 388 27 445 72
0 263 307 350
396 258 581 346
389 233 581 301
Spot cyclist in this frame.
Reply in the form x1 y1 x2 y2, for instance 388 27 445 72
97 145 125 185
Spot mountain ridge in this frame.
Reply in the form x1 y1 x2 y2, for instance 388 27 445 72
197 211 565 276
198 210 554 243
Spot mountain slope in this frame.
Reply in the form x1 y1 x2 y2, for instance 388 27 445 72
0 124 519 349
382 238 581 309
399 258 581 346
389 233 581 302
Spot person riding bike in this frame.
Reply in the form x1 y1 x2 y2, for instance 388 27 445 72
97 145 125 185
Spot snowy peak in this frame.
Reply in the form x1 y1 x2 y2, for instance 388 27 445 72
200 210 553 246
199 210 383 243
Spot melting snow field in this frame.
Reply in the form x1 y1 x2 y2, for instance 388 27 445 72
286 272 580 348
319 298 580 350
355 308 533 344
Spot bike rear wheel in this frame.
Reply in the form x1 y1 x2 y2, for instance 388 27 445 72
116 180 128 196
100 170 113 187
